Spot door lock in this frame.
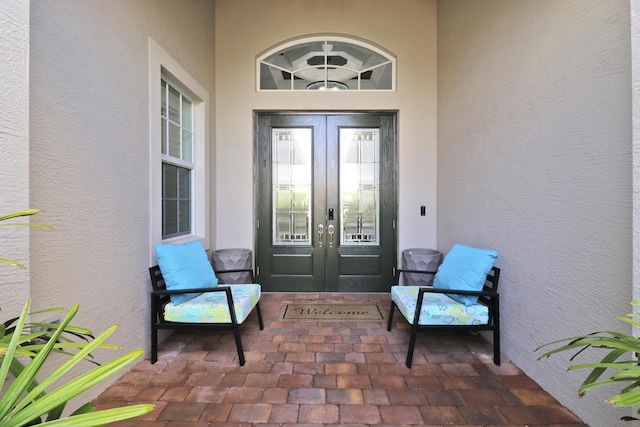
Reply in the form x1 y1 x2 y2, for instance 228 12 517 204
328 208 334 220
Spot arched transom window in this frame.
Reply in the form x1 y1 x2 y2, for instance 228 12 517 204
258 36 395 91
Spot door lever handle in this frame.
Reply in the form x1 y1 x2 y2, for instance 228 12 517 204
328 224 334 248
318 224 324 247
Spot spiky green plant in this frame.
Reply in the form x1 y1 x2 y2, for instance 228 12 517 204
0 299 153 426
0 209 51 269
536 300 640 421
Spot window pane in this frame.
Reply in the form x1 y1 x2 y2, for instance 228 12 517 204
161 80 167 117
162 162 191 239
168 122 180 158
178 167 190 198
163 163 177 199
168 85 180 122
182 97 192 131
161 118 167 155
259 38 395 91
340 128 380 246
182 130 192 162
271 128 312 245
178 200 190 233
163 199 178 236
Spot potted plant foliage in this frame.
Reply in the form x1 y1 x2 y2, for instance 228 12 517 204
0 209 153 426
536 300 640 421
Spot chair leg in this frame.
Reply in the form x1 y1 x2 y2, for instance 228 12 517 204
406 323 419 368
493 327 501 366
387 302 395 331
232 323 246 366
151 325 158 364
256 302 264 330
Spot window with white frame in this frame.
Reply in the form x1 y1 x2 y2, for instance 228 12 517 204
161 79 193 238
149 38 210 252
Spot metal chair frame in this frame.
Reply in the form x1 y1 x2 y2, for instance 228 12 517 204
149 266 264 366
387 267 501 368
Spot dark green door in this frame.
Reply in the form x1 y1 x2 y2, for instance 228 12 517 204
255 112 397 292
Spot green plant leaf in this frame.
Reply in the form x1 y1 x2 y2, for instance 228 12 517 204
0 299 153 427
0 300 31 420
0 259 26 269
8 323 120 417
0 209 40 222
5 349 145 427
608 388 640 407
0 302 79 421
33 404 154 427
536 299 640 420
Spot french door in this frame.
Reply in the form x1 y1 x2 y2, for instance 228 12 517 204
255 112 397 292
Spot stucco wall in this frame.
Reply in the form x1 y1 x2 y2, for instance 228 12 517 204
29 0 215 397
214 0 438 255
438 1 632 425
0 0 30 317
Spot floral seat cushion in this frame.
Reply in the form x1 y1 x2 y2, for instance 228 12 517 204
164 284 261 324
391 285 488 325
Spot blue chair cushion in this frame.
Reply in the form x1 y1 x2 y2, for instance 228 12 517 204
164 284 261 324
433 244 498 306
155 241 218 304
391 285 489 325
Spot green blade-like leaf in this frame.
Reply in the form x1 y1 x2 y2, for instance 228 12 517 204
578 377 632 396
0 222 52 229
43 402 65 423
0 304 79 420
0 300 31 419
0 209 40 222
6 349 144 427
608 388 640 407
9 324 121 416
0 259 25 269
69 402 96 416
34 404 154 427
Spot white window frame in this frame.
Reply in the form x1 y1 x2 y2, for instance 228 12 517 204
149 37 210 261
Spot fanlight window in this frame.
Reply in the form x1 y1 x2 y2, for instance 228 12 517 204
258 37 395 91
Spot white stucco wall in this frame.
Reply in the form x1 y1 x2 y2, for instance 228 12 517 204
632 0 640 331
0 0 30 317
214 0 438 255
28 0 215 398
438 1 632 425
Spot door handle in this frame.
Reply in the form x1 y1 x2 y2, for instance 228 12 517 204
318 224 324 247
328 224 334 248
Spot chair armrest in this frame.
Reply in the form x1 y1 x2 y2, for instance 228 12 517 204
419 287 498 298
151 286 230 296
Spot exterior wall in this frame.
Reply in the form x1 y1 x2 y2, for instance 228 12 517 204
28 0 215 398
214 0 438 255
438 1 632 425
633 0 640 337
0 0 30 317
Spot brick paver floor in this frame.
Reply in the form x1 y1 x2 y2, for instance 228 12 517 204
94 292 587 426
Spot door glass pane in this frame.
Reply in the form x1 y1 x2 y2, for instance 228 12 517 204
272 128 312 245
339 128 380 246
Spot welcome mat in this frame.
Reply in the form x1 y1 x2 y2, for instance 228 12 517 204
277 303 386 322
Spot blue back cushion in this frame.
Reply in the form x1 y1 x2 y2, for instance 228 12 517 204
155 241 218 304
433 244 498 306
